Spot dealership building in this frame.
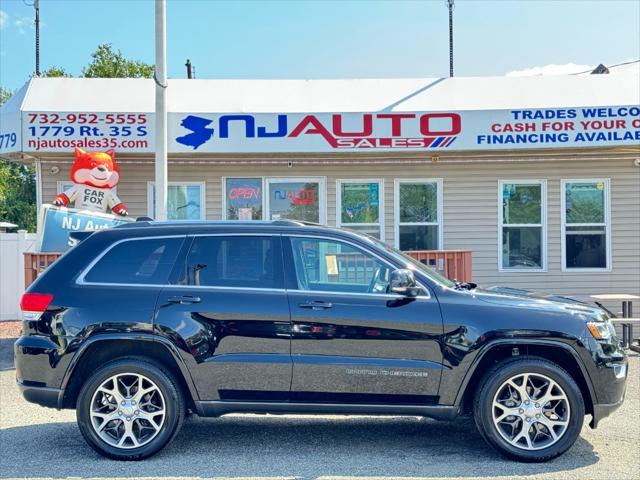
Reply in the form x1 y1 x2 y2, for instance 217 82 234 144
1 72 639 306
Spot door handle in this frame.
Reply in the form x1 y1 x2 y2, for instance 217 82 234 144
299 301 333 310
167 295 201 305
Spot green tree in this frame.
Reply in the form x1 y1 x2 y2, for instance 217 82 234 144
0 161 37 231
82 43 153 78
0 88 37 231
42 66 71 77
0 44 152 232
0 86 11 105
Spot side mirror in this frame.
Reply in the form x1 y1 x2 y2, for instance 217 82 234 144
389 269 421 297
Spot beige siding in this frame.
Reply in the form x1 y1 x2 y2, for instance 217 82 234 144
39 156 640 310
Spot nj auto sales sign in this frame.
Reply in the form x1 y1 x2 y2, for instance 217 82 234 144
7 105 639 154
168 106 640 152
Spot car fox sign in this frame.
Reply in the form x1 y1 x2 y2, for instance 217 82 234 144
36 204 133 252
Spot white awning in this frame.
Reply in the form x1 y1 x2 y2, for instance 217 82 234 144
1 70 638 156
7 71 640 113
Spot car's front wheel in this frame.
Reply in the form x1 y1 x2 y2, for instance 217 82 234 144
76 358 185 460
473 356 585 462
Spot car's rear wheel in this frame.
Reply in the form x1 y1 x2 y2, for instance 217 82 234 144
76 358 184 460
473 356 584 462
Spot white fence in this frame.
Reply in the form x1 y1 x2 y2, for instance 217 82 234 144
0 231 37 320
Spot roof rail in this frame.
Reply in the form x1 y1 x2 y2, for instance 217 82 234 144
115 219 326 229
271 219 327 227
271 219 306 226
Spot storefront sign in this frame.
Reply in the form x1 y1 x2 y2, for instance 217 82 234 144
167 107 640 152
370 183 379 207
228 186 261 200
274 188 316 205
22 112 153 153
225 178 263 220
267 181 321 222
0 111 20 155
13 106 640 153
37 204 132 252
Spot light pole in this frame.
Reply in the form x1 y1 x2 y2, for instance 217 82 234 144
154 0 168 220
446 0 454 77
26 0 41 76
34 0 40 75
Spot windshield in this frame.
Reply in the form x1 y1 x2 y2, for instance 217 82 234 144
357 233 456 288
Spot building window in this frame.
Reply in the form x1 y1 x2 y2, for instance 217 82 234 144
224 178 263 220
562 179 610 271
394 179 442 251
266 177 326 224
337 180 383 240
499 180 546 271
56 181 75 194
148 182 205 220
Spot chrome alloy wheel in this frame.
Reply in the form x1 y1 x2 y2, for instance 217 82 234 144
89 373 166 449
492 373 570 451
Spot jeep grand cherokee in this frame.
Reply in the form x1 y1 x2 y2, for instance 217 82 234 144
15 220 627 461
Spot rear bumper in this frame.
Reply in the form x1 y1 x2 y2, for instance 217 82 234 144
14 334 69 393
14 333 66 409
17 380 63 409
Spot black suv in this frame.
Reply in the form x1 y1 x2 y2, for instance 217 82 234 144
15 221 627 461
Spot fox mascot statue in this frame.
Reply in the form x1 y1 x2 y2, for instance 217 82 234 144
53 147 128 216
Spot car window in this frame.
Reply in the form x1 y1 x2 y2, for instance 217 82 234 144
84 237 184 285
177 235 283 289
357 233 455 288
290 237 392 294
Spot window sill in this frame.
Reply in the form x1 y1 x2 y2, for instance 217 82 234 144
562 268 612 273
498 268 547 273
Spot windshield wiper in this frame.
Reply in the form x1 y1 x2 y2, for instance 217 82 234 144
454 281 477 290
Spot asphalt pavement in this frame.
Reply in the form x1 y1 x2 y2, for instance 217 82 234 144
0 352 638 480
0 339 15 371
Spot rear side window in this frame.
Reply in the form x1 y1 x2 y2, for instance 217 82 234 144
83 237 184 285
176 235 283 289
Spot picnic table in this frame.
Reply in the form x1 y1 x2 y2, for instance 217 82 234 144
590 294 640 351
590 293 639 318
609 318 640 352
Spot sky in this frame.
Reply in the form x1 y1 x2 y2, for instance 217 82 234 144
0 0 639 91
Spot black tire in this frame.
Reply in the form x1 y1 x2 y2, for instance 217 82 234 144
76 357 185 460
473 356 585 462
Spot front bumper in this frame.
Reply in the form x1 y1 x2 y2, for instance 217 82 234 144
588 356 628 428
17 380 63 409
591 395 625 428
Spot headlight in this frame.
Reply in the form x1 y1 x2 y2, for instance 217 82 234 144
587 320 614 340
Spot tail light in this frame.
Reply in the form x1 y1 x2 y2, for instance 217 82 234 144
20 293 54 321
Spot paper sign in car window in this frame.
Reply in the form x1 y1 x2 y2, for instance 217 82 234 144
326 255 338 275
